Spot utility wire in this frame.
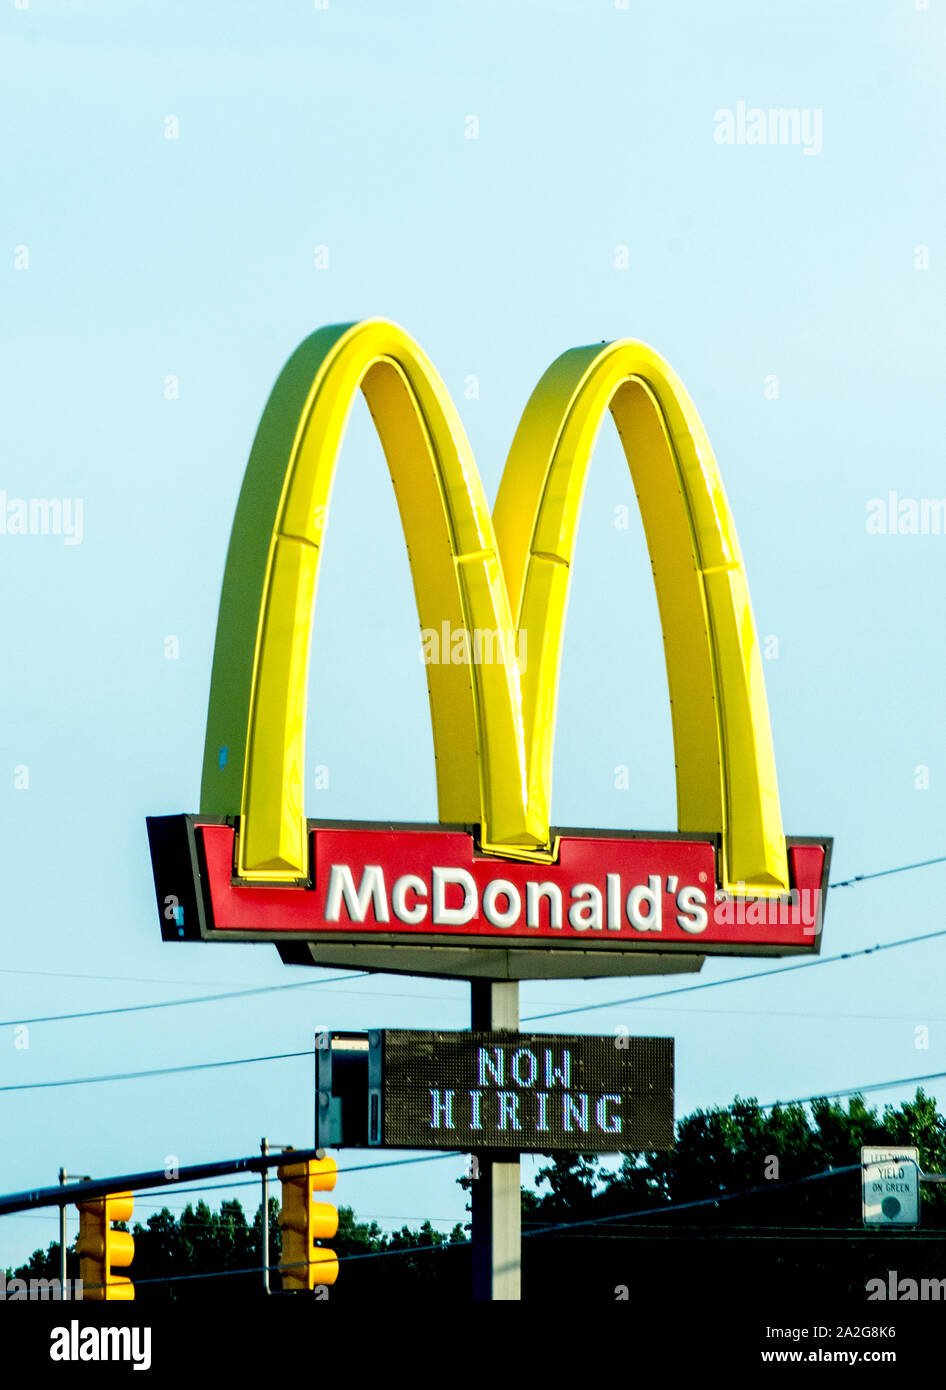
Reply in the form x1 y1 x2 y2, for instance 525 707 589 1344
0 972 369 1027
766 1068 946 1110
4 1028 946 1107
0 852 940 1022
7 923 946 1032
830 854 946 889
524 927 946 1021
66 1216 946 1293
8 1153 941 1280
0 1050 312 1092
523 1157 909 1237
0 850 939 1028
76 1152 944 1289
0 967 263 986
4 885 946 1091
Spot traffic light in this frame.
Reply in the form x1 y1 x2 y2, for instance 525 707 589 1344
278 1156 338 1291
76 1191 135 1301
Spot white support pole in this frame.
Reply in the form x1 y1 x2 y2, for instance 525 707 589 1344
470 979 521 1301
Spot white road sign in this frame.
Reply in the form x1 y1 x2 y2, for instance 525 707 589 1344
862 1145 920 1225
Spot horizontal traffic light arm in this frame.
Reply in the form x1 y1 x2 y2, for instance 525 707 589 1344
0 1147 331 1217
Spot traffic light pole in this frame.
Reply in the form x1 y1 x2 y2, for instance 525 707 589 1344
470 979 520 1301
261 1138 292 1294
58 1169 66 1293
58 1168 89 1298
261 1139 270 1294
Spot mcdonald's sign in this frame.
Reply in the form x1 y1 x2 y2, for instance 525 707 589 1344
147 320 830 979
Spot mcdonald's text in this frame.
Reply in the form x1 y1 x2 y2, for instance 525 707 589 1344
151 818 827 955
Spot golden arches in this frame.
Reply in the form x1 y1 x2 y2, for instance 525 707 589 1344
200 319 788 893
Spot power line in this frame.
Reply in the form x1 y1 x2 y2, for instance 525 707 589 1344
0 966 461 1006
7 981 946 1034
152 1155 931 1254
535 1226 946 1242
766 1068 946 1110
0 853 941 1028
75 1218 946 1292
524 1149 946 1241
0 850 936 1001
524 1158 872 1236
25 1195 946 1291
830 854 946 889
64 1149 946 1285
13 1198 464 1223
0 967 293 987
4 1145 940 1272
524 926 946 1022
596 1003 946 1024
4 1021 945 1109
0 972 369 1027
7 920 945 1033
0 974 467 1026
104 1239 473 1288
0 1050 312 1092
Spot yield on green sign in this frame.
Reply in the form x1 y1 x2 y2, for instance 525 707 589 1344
861 1146 920 1225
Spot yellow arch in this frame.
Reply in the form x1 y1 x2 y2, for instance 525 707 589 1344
200 320 542 881
200 319 788 893
494 342 787 892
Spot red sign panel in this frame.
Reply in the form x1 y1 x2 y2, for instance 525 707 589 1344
191 822 825 952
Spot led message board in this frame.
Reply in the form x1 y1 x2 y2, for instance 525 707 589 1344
147 319 831 980
314 1029 674 1154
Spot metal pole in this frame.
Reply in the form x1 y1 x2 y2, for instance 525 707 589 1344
470 979 520 1301
58 1169 89 1299
261 1139 270 1295
262 1141 291 1294
58 1169 66 1296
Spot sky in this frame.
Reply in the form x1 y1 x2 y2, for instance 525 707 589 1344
1 0 945 1272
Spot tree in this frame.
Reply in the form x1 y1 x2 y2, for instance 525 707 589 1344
12 1088 943 1302
521 1089 946 1303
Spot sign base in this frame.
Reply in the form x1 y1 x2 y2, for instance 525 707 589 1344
278 940 705 980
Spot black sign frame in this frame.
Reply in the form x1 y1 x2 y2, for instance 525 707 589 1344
315 1029 674 1155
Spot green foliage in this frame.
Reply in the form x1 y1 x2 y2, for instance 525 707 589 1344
12 1089 945 1301
131 1197 268 1296
520 1088 946 1226
10 1193 466 1299
520 1088 946 1302
598 1088 946 1225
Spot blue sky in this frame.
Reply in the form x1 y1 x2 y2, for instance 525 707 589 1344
1 0 945 1269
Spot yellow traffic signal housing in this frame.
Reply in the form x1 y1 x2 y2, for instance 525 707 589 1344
76 1191 135 1301
278 1156 338 1291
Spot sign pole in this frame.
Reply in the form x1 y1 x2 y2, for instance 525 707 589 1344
58 1168 67 1294
470 979 520 1301
261 1138 270 1294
